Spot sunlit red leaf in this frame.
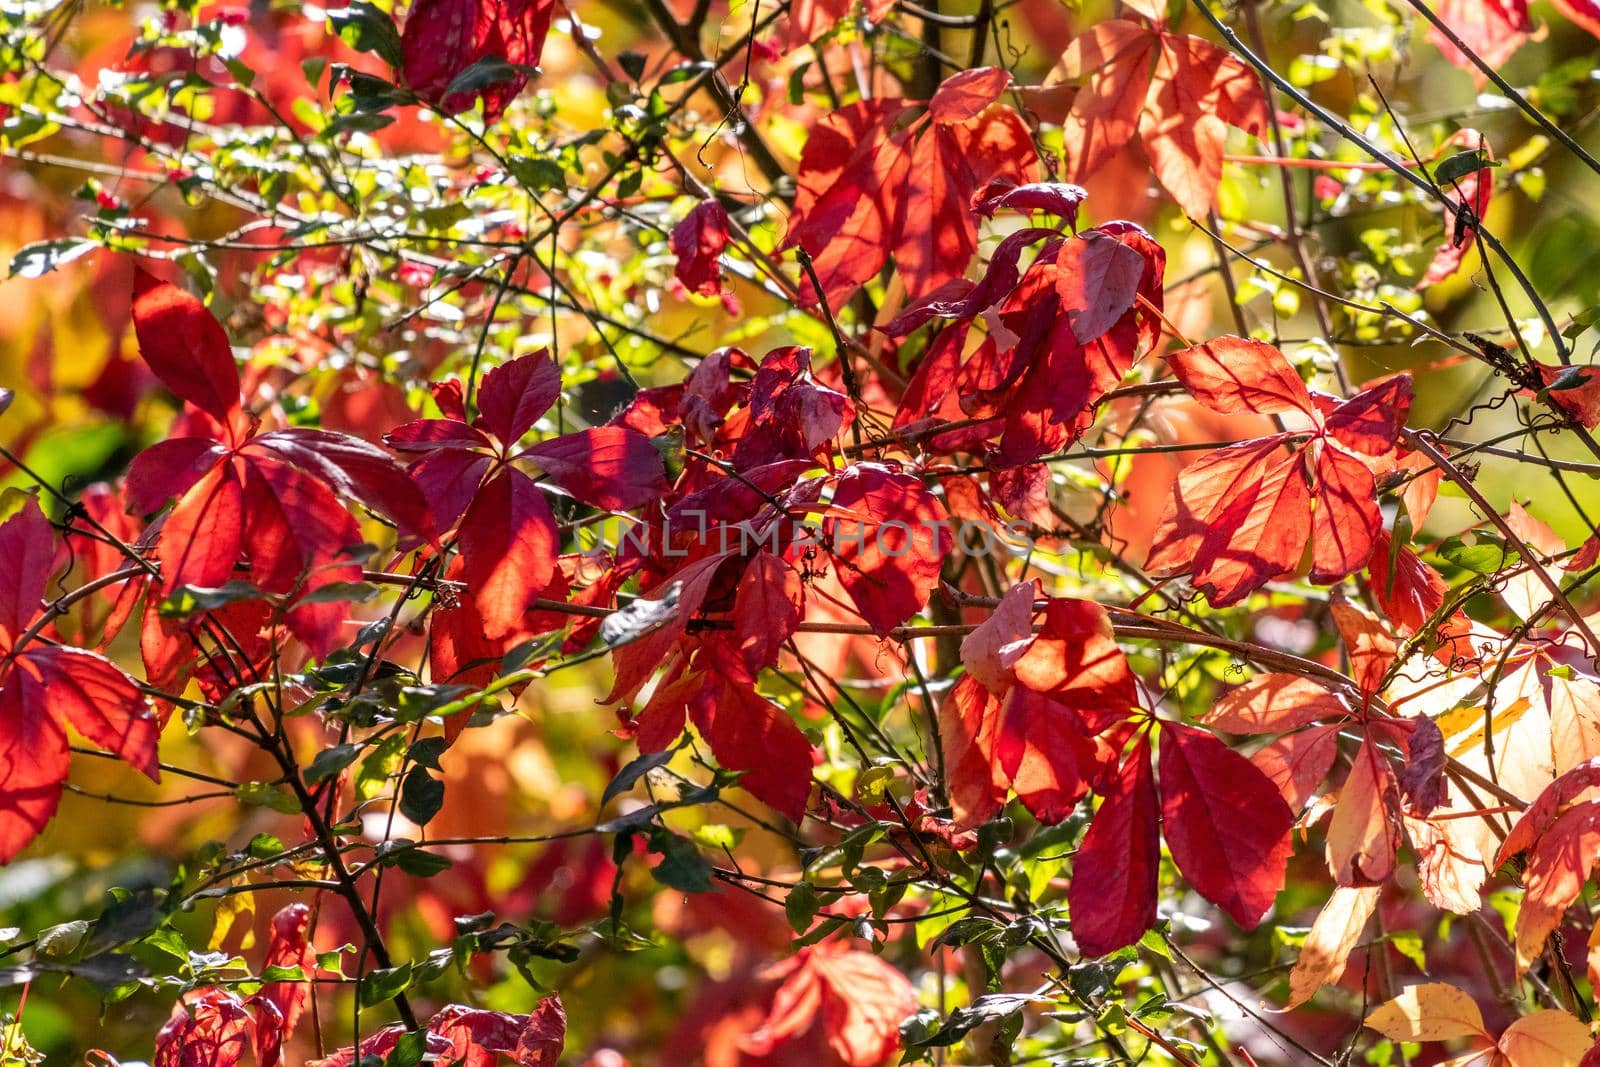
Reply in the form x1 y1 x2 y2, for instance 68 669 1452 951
457 468 558 638
401 0 554 120
1068 738 1159 957
131 272 240 428
742 947 918 1067
671 199 731 297
1158 722 1293 927
826 463 952 636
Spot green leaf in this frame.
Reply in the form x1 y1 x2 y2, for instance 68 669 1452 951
10 238 95 279
1433 149 1499 187
1439 537 1511 575
903 993 1048 1050
602 745 678 806
159 581 265 617
785 882 820 933
36 921 89 959
444 56 530 98
407 737 448 771
359 961 413 1007
304 743 363 785
647 828 713 893
384 1029 430 1067
235 782 301 815
392 847 453 878
327 2 404 69
291 581 379 608
400 767 445 825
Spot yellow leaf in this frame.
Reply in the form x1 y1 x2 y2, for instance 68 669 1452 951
1497 1010 1592 1067
1285 885 1380 1009
1364 982 1488 1043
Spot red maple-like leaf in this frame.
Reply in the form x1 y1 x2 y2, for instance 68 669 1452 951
387 350 667 638
1157 721 1295 926
250 903 314 1067
1056 19 1268 218
401 0 555 120
305 996 565 1067
741 946 919 1067
1146 338 1411 604
944 589 1138 826
155 989 255 1067
127 272 431 655
0 499 159 863
825 463 952 637
886 208 1167 468
1066 722 1295 956
786 69 1039 304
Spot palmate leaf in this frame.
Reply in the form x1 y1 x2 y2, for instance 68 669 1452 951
1147 337 1411 604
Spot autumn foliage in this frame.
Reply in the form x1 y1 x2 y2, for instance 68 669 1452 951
9 0 1600 1064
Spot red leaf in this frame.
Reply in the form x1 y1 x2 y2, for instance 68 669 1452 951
959 579 1038 692
691 680 813 821
1428 0 1529 73
522 426 669 510
1203 674 1350 734
1010 597 1137 729
1369 528 1448 633
131 272 241 427
248 429 433 542
1158 722 1294 927
1056 230 1146 345
1323 376 1414 455
894 108 1038 298
19 647 158 780
1146 437 1311 606
939 675 1008 828
1150 358 1404 603
457 468 558 639
401 0 554 120
671 199 731 297
160 462 246 594
1068 738 1159 956
257 904 314 1056
155 989 254 1067
972 180 1087 223
743 947 918 1067
1499 757 1600 866
0 675 68 864
433 999 565 1067
239 459 366 655
1326 737 1400 885
1251 725 1342 812
1534 362 1600 429
1166 336 1315 417
1330 592 1397 699
1060 22 1159 189
125 437 230 515
786 99 911 306
1060 22 1266 217
476 352 561 446
927 66 1012 123
1142 32 1268 219
1309 444 1379 584
826 464 952 636
997 687 1098 822
513 994 567 1067
732 551 804 674
0 498 54 648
